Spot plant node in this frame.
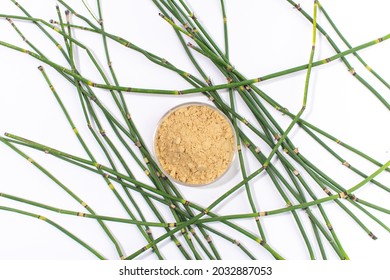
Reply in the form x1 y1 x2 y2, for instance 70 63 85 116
369 232 377 240
294 3 302 11
338 191 348 199
342 161 351 168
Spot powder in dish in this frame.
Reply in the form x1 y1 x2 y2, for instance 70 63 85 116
154 104 235 185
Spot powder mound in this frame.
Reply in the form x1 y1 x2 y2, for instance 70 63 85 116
155 104 235 185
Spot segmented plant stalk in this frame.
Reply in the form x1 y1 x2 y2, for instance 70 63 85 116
0 205 105 259
317 1 390 90
1 0 388 260
285 0 390 110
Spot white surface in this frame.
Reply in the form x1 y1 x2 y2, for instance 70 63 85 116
1 260 390 280
0 0 389 260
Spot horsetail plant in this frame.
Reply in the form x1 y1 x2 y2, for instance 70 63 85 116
0 0 388 260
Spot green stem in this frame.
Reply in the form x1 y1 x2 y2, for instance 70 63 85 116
0 205 105 259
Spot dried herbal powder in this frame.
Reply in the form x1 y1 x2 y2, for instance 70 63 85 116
155 104 235 185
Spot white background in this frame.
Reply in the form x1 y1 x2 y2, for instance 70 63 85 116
0 0 389 261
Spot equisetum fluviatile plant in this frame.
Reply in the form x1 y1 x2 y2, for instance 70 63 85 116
0 0 388 259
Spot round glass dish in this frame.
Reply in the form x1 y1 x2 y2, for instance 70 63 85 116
153 102 237 187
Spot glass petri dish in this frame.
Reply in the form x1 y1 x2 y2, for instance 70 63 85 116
153 102 237 187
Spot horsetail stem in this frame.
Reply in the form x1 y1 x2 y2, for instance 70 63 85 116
0 192 174 228
9 0 70 63
0 136 124 258
1 14 388 96
1 0 387 260
174 8 378 258
4 132 267 259
94 0 207 259
286 0 390 109
0 205 106 259
317 1 390 90
263 0 318 168
37 65 167 258
4 131 286 259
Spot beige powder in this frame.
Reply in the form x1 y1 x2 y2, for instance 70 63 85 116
154 104 235 185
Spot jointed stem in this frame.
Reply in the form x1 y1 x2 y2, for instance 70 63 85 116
285 0 390 110
317 1 390 90
0 205 105 259
263 1 318 168
1 0 388 260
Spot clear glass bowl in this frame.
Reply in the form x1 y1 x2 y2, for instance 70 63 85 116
153 102 237 187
